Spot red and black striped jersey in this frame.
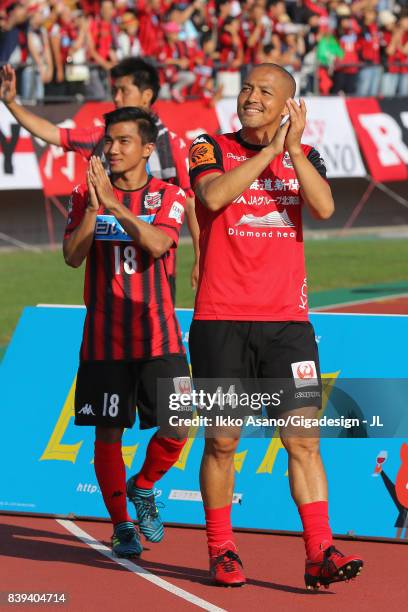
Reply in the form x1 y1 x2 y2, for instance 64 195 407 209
65 176 186 361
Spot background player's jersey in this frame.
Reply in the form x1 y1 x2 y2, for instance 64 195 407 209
65 176 186 361
189 132 327 322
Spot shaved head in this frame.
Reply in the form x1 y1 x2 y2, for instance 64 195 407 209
250 63 296 98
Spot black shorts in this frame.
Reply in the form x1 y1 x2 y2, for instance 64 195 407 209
74 354 190 428
189 320 322 413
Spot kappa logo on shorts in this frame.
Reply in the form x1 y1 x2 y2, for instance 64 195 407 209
173 376 192 395
78 403 95 415
189 142 216 169
291 361 318 388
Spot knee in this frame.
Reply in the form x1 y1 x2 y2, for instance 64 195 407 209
282 436 320 460
205 437 239 461
95 427 123 444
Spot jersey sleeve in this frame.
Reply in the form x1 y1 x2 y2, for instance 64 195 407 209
307 147 328 179
64 184 88 239
188 134 224 187
169 132 194 198
59 125 105 159
153 186 186 247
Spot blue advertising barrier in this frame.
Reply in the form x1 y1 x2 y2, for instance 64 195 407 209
1 306 407 539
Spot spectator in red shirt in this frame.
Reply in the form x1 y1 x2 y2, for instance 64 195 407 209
191 31 223 105
137 0 164 57
157 21 195 103
332 8 359 94
86 0 118 100
219 15 244 71
356 8 382 96
379 9 398 96
116 10 143 60
241 1 267 65
50 6 88 96
385 13 408 95
21 9 53 102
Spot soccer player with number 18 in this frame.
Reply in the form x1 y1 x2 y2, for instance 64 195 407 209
64 107 190 557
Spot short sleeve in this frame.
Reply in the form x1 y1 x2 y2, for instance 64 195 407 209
153 186 186 247
307 147 327 179
64 184 88 239
59 125 105 159
188 134 224 186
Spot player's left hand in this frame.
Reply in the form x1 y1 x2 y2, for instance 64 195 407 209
88 156 117 210
284 98 306 156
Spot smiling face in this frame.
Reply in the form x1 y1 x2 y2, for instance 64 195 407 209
237 65 295 132
103 121 154 174
111 75 152 109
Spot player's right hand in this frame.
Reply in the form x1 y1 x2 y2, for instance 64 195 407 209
265 118 290 158
0 64 17 104
86 168 100 212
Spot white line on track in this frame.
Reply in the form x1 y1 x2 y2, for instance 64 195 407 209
57 519 226 612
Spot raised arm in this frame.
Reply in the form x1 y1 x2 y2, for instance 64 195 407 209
0 64 61 145
63 177 99 268
191 123 289 212
284 98 334 220
89 157 173 258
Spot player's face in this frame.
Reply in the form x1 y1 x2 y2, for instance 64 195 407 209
237 66 291 130
104 122 153 173
111 75 153 109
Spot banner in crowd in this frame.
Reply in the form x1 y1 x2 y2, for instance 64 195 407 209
215 97 366 179
0 305 407 540
0 104 43 190
346 98 408 182
2 97 408 193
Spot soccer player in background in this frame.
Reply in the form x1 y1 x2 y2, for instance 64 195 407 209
188 63 363 588
0 57 199 292
64 106 190 557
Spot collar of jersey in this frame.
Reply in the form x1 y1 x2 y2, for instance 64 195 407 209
235 130 267 151
111 174 153 192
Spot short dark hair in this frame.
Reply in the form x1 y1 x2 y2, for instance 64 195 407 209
110 57 160 105
104 107 158 144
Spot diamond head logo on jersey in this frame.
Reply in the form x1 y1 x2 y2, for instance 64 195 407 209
235 210 295 229
144 192 162 210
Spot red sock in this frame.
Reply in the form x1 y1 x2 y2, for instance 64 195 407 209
94 440 131 526
299 501 333 561
133 434 186 489
205 505 235 554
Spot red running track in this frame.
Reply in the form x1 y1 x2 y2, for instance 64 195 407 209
1 515 407 611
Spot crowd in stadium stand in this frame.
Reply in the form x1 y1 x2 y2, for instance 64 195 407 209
1 0 408 102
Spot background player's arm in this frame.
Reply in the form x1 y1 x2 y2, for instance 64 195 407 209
63 178 99 268
89 157 173 258
170 133 200 288
192 123 290 212
184 198 200 289
285 98 334 220
0 64 61 146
